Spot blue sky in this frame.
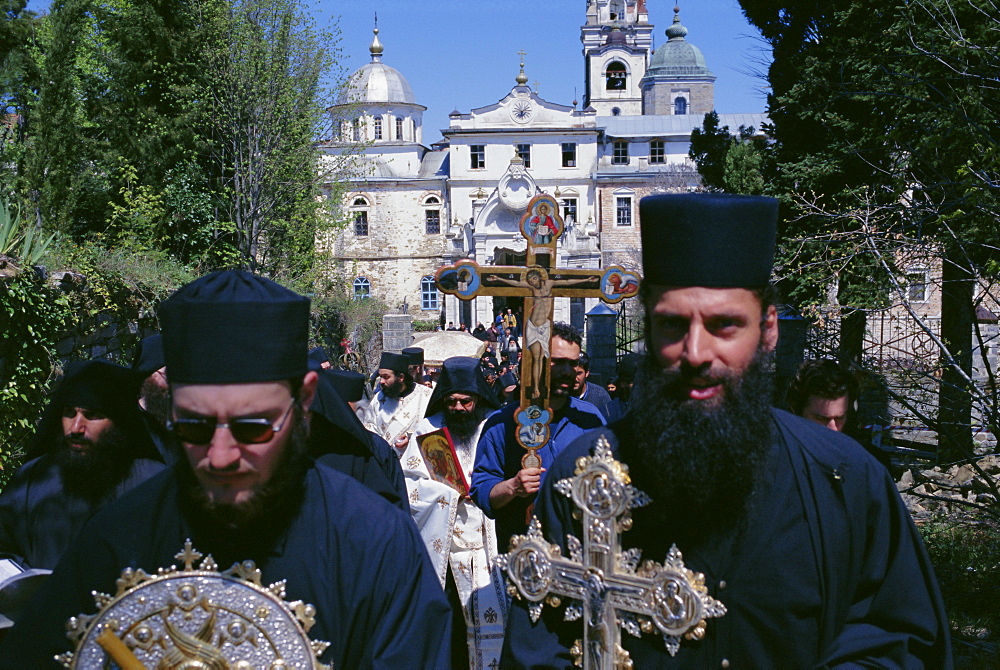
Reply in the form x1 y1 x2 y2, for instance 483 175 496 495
328 0 771 144
23 0 772 145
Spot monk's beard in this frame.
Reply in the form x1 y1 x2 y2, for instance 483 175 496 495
178 410 310 557
445 405 487 443
57 424 132 503
627 348 774 545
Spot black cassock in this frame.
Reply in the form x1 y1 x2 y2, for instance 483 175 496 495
502 409 952 668
0 460 451 668
0 453 165 570
310 369 410 512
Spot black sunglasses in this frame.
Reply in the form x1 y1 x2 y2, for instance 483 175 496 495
168 399 296 445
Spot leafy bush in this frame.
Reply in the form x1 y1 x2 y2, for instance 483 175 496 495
0 273 72 485
921 520 1000 666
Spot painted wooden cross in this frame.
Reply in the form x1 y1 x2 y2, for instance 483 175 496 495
497 437 727 669
435 193 640 468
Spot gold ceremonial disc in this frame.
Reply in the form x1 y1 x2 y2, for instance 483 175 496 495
59 542 330 669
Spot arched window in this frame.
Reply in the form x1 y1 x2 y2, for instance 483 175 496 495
674 97 688 115
350 197 369 236
611 107 621 116
353 277 371 300
605 62 627 90
396 117 404 140
420 276 439 310
352 118 361 142
423 196 441 234
373 116 383 140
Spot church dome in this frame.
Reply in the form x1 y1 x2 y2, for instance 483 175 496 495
646 8 713 77
339 28 418 105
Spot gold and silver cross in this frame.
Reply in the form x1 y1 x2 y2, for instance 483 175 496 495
497 437 727 668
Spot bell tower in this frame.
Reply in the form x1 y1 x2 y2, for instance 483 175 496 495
581 0 653 115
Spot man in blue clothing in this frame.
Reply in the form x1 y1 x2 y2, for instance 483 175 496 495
470 322 605 550
501 194 950 668
572 351 618 422
1 270 450 668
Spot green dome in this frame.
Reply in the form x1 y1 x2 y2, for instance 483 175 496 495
646 9 713 77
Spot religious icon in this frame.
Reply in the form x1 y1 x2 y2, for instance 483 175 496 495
417 427 470 495
524 200 561 245
487 268 600 400
436 262 481 298
516 405 551 449
600 267 641 303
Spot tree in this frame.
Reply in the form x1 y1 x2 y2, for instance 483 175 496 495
198 0 339 275
739 0 1000 459
688 111 732 190
689 112 768 195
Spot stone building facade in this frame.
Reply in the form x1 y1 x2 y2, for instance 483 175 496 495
319 3 766 329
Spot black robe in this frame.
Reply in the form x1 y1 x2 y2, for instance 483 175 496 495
502 409 952 668
0 460 451 668
310 370 409 512
0 453 165 570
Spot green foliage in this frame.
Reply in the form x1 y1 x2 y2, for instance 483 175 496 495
689 113 768 195
0 198 22 255
0 241 190 489
688 111 731 190
8 0 350 277
920 520 1000 665
199 0 339 274
0 272 71 485
106 158 167 251
0 196 57 266
308 274 389 374
413 319 437 333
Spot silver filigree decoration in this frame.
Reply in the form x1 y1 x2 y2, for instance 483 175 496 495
498 436 727 668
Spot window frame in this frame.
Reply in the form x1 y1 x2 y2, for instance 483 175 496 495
470 144 486 170
516 143 531 168
350 197 369 237
650 139 665 164
906 269 929 303
420 276 439 310
561 197 578 224
615 196 632 226
353 277 371 300
396 117 404 140
373 116 383 140
561 142 577 168
612 140 629 165
425 209 441 234
674 97 688 115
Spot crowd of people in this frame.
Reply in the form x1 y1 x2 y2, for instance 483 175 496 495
0 194 951 668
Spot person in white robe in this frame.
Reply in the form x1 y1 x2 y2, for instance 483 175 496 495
400 356 507 669
363 351 433 454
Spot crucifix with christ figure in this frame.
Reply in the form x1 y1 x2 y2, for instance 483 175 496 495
435 193 640 469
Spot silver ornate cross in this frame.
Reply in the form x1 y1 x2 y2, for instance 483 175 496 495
497 437 727 669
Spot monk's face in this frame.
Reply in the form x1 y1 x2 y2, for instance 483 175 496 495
645 286 777 406
378 369 407 397
62 406 115 453
170 373 317 507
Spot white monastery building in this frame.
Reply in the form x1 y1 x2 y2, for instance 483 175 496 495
318 1 766 330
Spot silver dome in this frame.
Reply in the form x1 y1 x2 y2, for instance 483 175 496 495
339 28 418 105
